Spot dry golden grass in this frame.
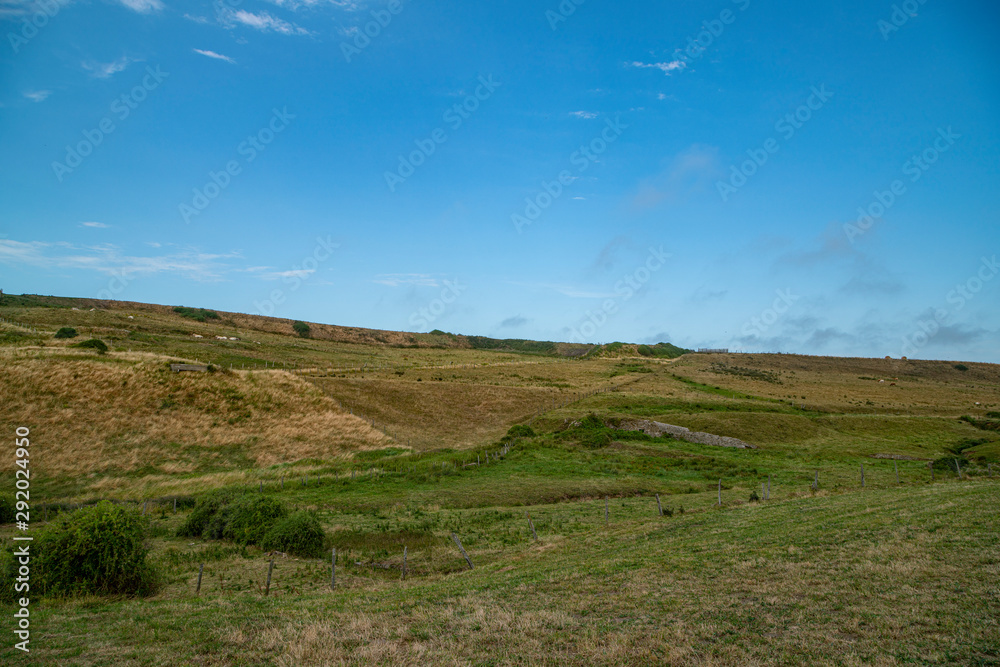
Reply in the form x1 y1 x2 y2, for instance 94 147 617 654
0 355 388 479
660 353 1000 416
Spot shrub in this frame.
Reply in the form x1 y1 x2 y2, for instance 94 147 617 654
261 511 326 557
506 424 535 439
54 327 78 339
33 501 158 597
954 364 969 372
72 338 108 354
173 306 220 322
178 489 288 547
292 320 311 338
0 496 15 523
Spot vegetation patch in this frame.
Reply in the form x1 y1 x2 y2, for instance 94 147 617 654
8 501 158 599
54 326 78 339
72 338 108 354
178 489 289 547
172 306 220 322
260 511 326 557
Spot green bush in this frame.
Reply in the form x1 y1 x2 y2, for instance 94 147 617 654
293 321 311 338
506 424 536 439
261 511 326 557
178 489 288 547
54 327 78 339
954 364 969 372
72 338 108 354
0 496 15 523
173 306 220 322
32 501 158 597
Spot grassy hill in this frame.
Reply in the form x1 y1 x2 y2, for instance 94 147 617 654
1 293 998 664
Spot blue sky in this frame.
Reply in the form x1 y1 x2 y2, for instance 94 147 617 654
1 0 998 362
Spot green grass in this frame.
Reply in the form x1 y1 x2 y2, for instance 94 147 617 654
1 294 999 664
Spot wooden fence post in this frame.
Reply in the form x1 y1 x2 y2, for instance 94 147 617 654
655 494 663 516
955 458 962 480
895 460 899 484
265 559 274 596
605 496 609 525
717 479 722 506
813 470 818 491
331 549 336 590
173 498 177 513
526 511 538 541
402 546 408 580
196 563 204 594
259 481 263 493
451 533 473 570
142 501 147 515
861 464 865 488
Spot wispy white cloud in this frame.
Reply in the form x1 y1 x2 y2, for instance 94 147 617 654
260 268 315 280
80 222 110 228
0 239 240 282
23 90 51 102
223 8 310 35
193 48 236 64
569 111 598 119
373 273 440 288
115 0 163 13
82 56 133 79
0 0 72 18
629 60 686 75
183 13 210 24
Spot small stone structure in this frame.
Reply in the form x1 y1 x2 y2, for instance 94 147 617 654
613 418 756 449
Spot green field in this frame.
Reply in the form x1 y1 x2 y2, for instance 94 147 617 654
1 295 999 665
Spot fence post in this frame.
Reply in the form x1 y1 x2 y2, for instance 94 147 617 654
196 563 204 594
259 481 263 493
718 479 722 506
895 460 899 484
331 549 336 590
265 559 274 596
861 464 865 488
142 501 147 515
402 546 408 580
655 494 663 516
451 533 473 570
955 459 962 480
605 496 609 525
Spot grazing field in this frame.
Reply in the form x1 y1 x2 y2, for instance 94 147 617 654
1 294 999 665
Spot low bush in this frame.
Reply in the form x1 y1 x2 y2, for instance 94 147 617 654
173 306 220 322
261 511 326 557
179 489 288 547
32 501 158 597
0 496 15 523
72 338 108 354
54 327 78 339
293 320 311 338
